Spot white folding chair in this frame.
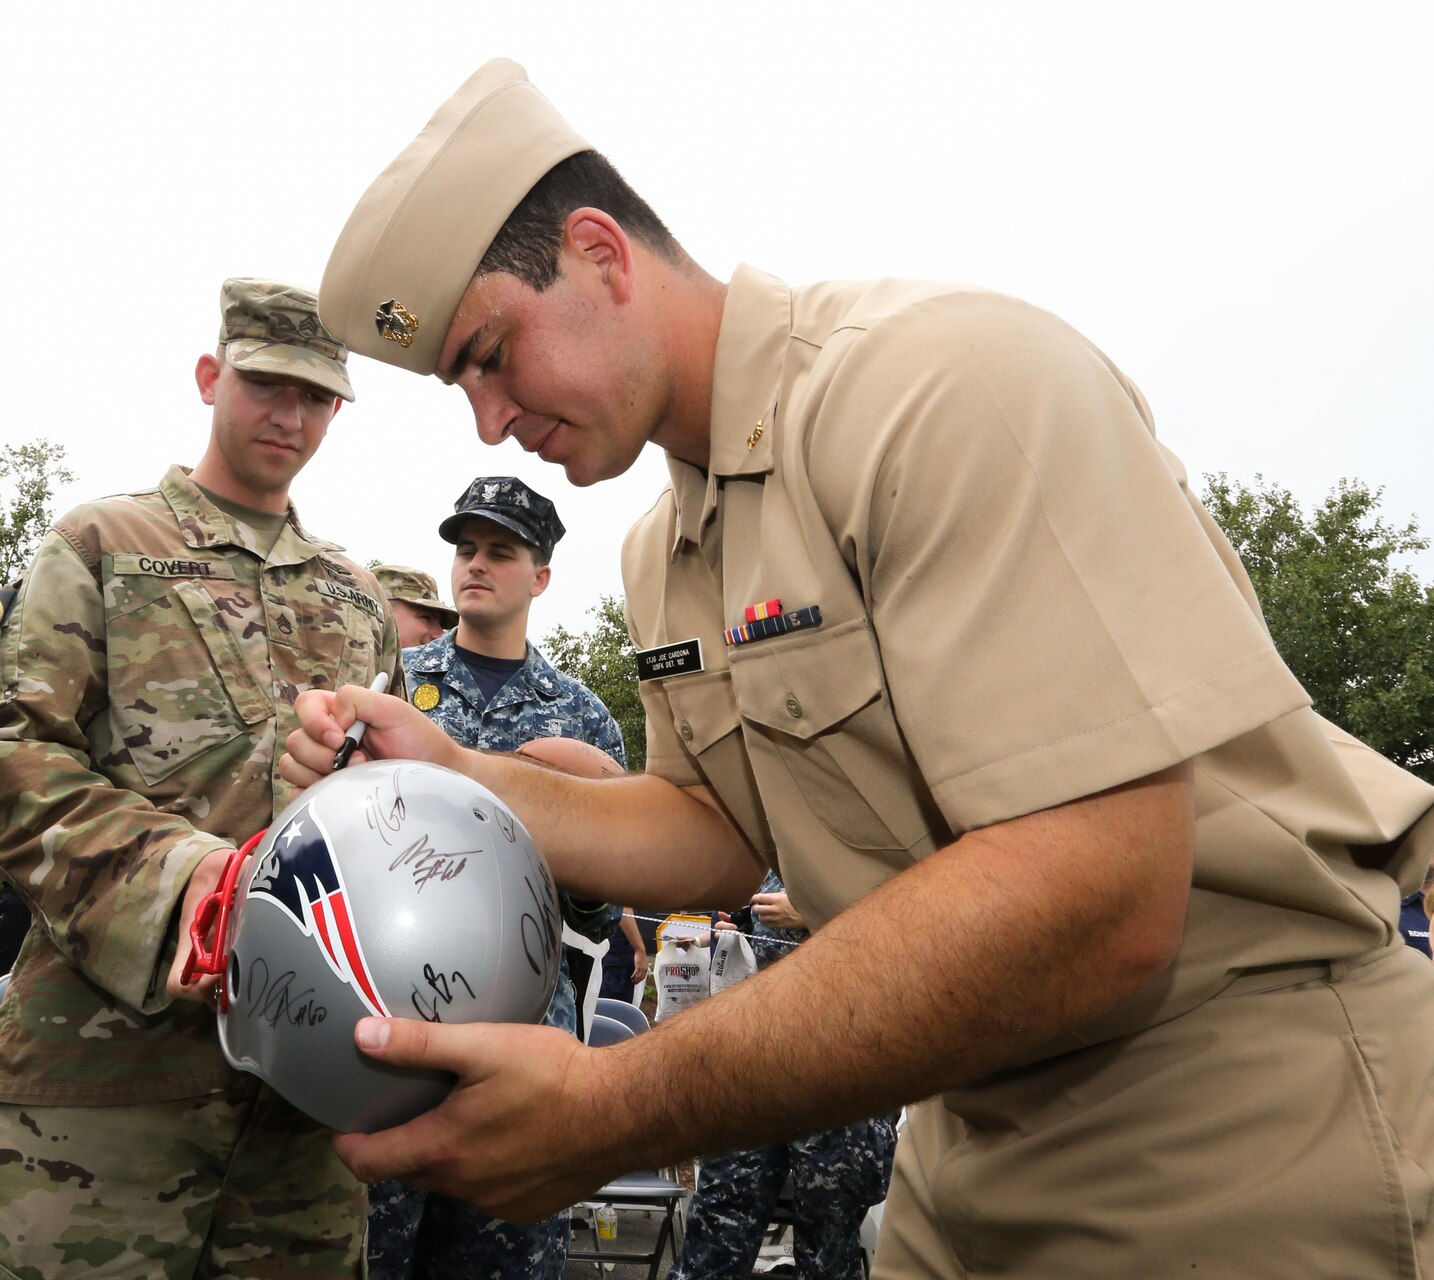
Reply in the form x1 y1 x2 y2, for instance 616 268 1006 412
595 996 650 1037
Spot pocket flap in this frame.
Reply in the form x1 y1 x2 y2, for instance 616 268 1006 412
729 617 882 739
173 580 273 726
664 669 742 755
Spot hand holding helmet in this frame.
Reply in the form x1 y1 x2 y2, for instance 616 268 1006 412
184 759 561 1133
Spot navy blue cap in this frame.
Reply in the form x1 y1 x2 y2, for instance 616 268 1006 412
438 476 566 560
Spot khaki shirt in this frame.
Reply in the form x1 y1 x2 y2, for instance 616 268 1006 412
623 267 1434 1060
0 465 404 1103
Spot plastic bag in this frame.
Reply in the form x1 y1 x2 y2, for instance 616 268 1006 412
654 935 710 1021
709 930 758 994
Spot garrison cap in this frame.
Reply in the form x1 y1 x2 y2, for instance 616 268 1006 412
320 58 590 377
439 476 565 562
372 565 458 629
219 278 355 402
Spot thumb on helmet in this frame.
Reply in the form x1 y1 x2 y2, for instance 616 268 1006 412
354 1016 476 1072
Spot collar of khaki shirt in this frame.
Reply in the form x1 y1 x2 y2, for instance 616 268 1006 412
666 264 788 554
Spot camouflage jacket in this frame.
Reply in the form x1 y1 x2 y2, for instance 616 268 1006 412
0 465 404 1104
401 633 625 980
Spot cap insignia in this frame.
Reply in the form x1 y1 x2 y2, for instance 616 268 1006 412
375 299 420 348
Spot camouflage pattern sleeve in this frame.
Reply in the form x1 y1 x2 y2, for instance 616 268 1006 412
590 701 627 771
380 600 407 703
0 531 230 1013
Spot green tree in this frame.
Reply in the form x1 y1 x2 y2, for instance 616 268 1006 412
543 594 646 771
1202 473 1434 781
1 439 75 582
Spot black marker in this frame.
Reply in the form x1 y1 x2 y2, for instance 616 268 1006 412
332 672 390 771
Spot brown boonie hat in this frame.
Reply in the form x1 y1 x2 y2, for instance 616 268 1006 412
319 59 589 376
220 278 355 402
373 565 458 629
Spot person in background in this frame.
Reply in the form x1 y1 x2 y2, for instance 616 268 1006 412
1400 862 1434 959
367 475 625 1280
0 278 402 1278
373 563 457 649
599 908 651 1005
670 872 896 1280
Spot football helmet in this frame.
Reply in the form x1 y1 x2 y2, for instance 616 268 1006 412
211 759 560 1133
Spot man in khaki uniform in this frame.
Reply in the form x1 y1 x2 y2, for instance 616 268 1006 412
284 62 1434 1278
373 563 457 648
0 279 405 1278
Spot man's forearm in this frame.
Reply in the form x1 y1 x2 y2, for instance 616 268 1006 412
452 750 764 911
582 765 1194 1168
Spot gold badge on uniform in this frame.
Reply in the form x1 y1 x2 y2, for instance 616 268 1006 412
375 298 420 347
413 682 441 712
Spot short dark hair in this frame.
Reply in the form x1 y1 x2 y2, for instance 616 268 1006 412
477 150 681 292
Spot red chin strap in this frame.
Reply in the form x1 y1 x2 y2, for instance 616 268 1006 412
179 828 267 1011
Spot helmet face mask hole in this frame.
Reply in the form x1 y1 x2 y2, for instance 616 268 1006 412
472 808 488 821
229 952 240 991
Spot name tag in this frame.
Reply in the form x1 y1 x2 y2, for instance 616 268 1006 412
315 579 383 620
111 553 234 580
635 638 705 682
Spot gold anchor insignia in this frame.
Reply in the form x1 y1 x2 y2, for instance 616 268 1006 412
375 299 420 348
746 420 765 450
413 683 441 712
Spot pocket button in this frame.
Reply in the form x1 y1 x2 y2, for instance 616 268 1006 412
785 696 803 719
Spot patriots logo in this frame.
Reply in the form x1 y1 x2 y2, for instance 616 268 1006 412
248 805 389 1017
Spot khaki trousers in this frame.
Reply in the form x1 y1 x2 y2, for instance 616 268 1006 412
875 945 1434 1278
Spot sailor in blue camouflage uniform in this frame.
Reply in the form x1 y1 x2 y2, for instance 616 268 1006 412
368 476 625 1280
669 872 898 1280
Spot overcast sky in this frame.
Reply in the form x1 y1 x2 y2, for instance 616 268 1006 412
4 1 1430 637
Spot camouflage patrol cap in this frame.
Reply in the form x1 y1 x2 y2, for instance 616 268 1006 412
319 59 590 376
220 278 355 402
439 476 566 561
372 564 458 629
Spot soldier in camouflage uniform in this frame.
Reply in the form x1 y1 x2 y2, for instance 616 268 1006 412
0 279 405 1279
372 564 457 650
668 872 897 1280
367 476 623 1280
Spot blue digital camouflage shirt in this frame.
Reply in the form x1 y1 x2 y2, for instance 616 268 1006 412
370 633 627 1280
400 630 626 1033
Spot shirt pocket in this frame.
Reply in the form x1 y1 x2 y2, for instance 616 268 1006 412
106 577 272 784
728 617 940 851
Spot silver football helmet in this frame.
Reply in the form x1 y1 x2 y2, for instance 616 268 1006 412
214 759 560 1133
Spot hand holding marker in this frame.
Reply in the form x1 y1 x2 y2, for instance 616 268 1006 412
333 672 390 771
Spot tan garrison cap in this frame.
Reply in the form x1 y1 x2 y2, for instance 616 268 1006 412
220 278 355 401
320 58 589 376
373 565 458 629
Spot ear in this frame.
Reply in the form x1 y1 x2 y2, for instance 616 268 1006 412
564 208 634 303
530 563 552 599
195 353 222 405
